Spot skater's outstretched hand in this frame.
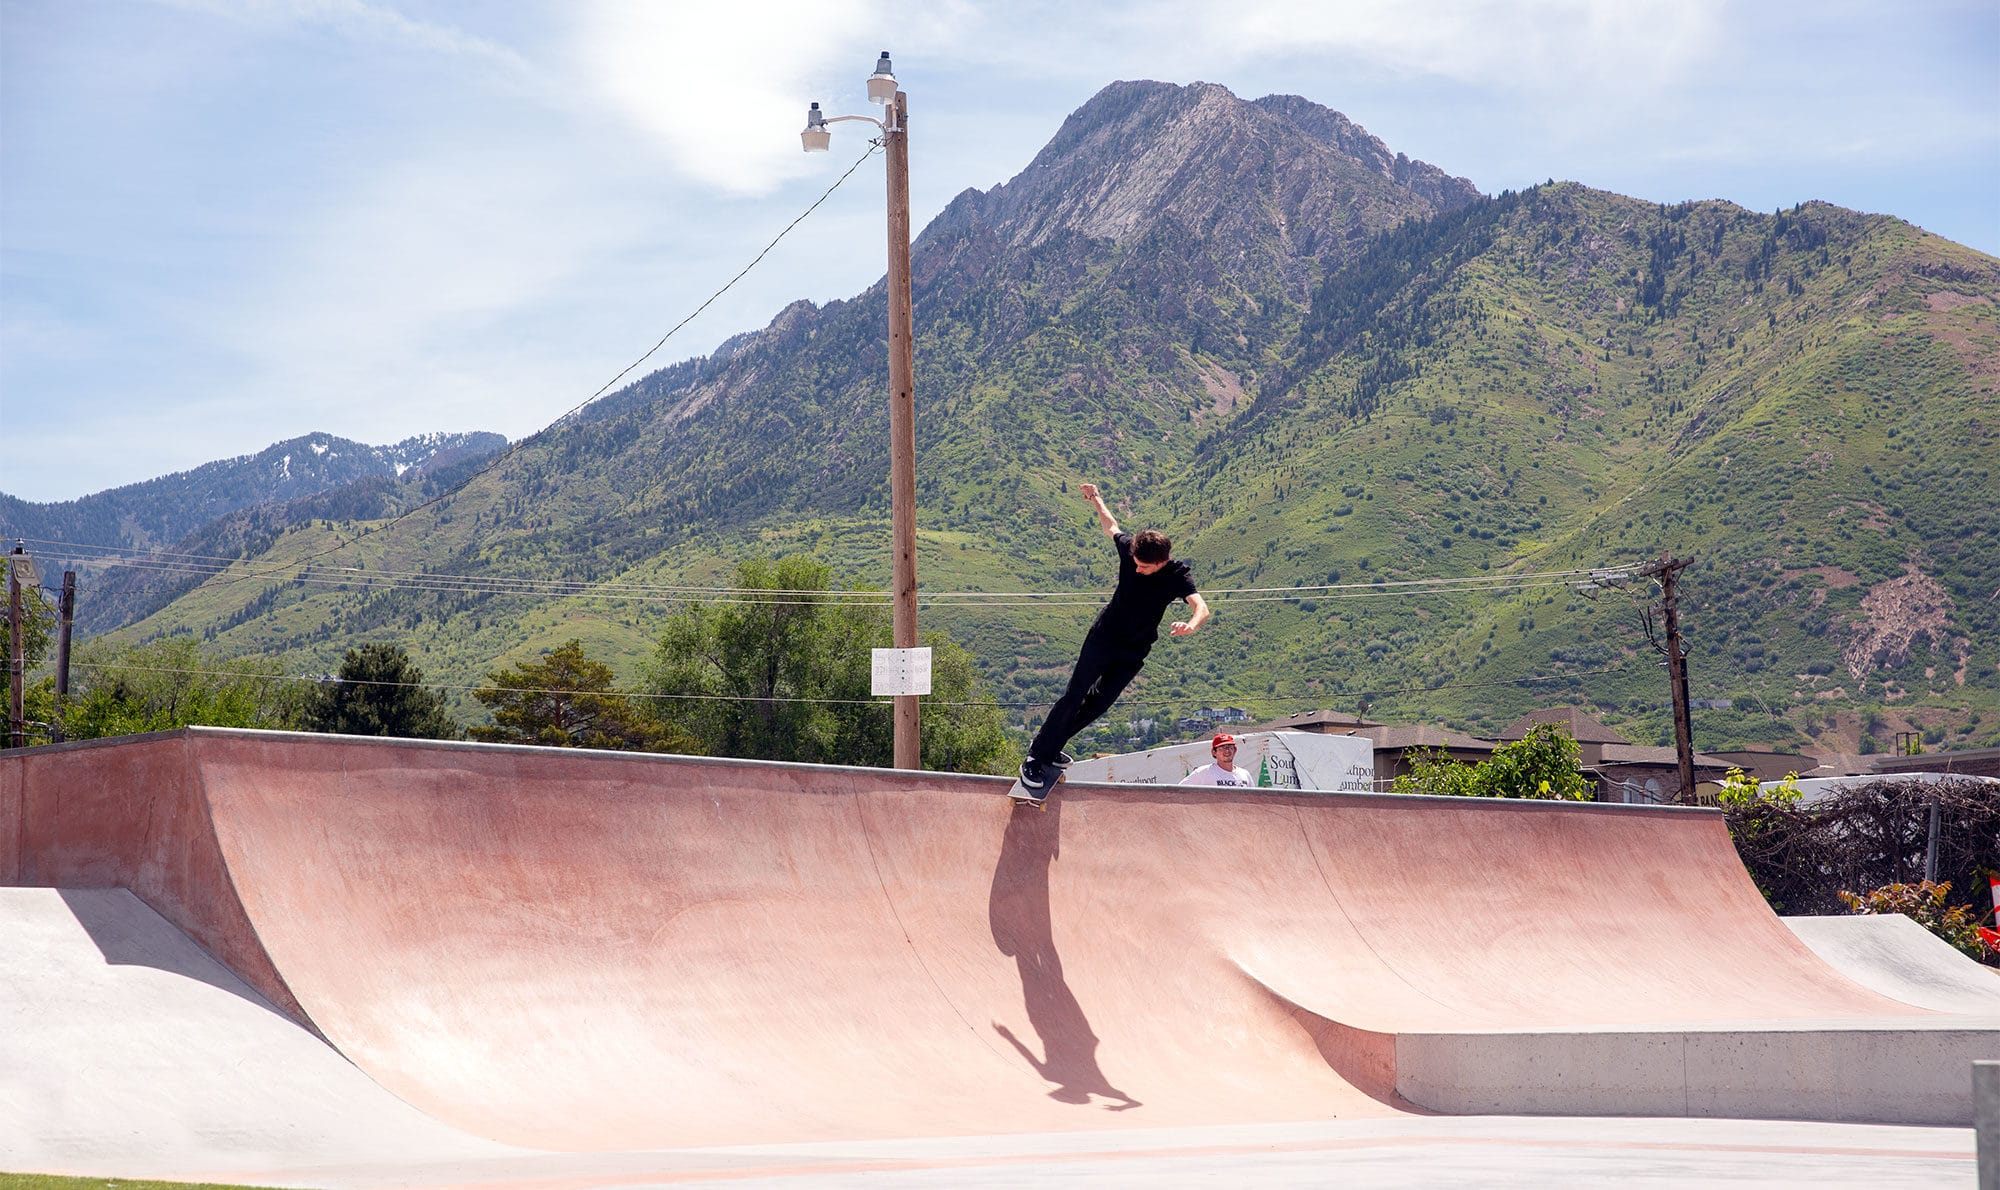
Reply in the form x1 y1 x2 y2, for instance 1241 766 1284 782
1079 482 1119 536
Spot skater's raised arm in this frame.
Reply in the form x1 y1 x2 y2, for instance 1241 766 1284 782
1170 592 1211 637
1078 482 1120 538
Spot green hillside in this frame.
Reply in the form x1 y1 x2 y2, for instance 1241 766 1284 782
1141 185 1999 755
73 84 2000 758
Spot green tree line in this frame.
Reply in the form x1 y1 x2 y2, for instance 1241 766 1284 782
5 555 1012 775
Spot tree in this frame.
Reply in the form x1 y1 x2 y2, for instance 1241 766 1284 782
646 555 1012 773
470 639 692 752
1391 723 1591 800
302 643 458 739
61 637 306 740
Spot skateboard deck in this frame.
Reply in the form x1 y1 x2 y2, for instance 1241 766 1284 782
1007 770 1064 810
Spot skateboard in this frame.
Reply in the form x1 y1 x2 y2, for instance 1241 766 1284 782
1007 754 1071 810
1007 771 1063 810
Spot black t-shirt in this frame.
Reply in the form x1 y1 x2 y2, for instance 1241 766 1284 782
1091 531 1198 645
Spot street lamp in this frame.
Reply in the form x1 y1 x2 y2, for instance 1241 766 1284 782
803 52 921 771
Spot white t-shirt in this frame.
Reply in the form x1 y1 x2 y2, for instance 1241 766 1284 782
1180 762 1255 787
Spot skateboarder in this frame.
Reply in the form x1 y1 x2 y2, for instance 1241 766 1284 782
1018 483 1209 799
1179 734 1254 787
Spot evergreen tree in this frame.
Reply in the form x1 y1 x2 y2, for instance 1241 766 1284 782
471 639 692 752
303 643 458 740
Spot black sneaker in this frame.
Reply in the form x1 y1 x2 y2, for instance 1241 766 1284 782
1054 751 1075 769
1019 758 1055 792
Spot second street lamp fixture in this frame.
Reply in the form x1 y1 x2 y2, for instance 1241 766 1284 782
801 103 831 153
801 53 921 771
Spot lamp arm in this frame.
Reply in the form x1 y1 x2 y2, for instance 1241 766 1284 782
822 114 885 130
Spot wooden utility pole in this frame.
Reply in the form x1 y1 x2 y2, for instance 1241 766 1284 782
1640 553 1697 803
7 543 23 749
53 571 76 744
884 88 921 770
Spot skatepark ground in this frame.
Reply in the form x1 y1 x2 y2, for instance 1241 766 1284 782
2 728 1994 1188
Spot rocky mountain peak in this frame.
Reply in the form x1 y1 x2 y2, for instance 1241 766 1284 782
938 80 1479 253
906 80 1486 321
1249 92 1481 212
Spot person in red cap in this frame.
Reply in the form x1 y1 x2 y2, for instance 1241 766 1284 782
1179 734 1254 787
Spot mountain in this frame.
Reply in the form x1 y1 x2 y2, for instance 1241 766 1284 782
1169 184 1999 757
62 81 2000 758
1 431 508 554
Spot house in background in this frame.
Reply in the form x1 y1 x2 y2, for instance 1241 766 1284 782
1256 705 1752 802
1866 745 2000 781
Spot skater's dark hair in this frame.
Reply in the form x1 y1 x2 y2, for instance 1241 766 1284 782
1133 530 1171 563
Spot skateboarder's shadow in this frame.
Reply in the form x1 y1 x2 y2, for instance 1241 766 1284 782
987 796 1141 1112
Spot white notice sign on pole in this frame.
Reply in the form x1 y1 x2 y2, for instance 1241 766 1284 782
870 647 932 697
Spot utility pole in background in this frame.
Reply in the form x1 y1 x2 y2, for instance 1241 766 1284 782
883 85 920 771
7 542 24 748
1639 553 1697 803
52 570 76 744
803 53 923 769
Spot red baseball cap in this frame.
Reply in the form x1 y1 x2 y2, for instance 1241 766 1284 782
1212 733 1238 748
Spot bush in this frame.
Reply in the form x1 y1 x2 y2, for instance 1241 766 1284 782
1725 776 2000 919
60 637 305 739
1392 723 1591 800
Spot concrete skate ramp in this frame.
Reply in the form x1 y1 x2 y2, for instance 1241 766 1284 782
1786 913 2000 1015
0 886 513 1175
1 729 1985 1148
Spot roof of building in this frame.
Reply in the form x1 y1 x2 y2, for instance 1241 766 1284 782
1868 745 2000 778
1352 724 1496 752
1253 709 1387 732
1502 707 1632 744
1776 772 2000 804
1595 743 1734 769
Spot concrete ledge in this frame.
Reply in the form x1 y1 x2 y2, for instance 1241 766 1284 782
1396 1019 2000 1126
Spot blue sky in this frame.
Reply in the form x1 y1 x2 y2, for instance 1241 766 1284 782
3 0 1995 504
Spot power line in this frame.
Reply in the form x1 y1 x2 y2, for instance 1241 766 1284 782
66 661 891 707
60 658 1642 713
18 538 1638 609
36 562 1615 610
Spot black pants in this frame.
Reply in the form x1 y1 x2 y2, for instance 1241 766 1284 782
1031 630 1151 763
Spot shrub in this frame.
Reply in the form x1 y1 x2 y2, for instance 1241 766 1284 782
1724 776 2000 919
1392 723 1590 800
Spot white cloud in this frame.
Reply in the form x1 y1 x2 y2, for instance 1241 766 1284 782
206 141 655 430
933 0 1722 94
157 0 542 79
572 1 882 195
567 1 992 194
